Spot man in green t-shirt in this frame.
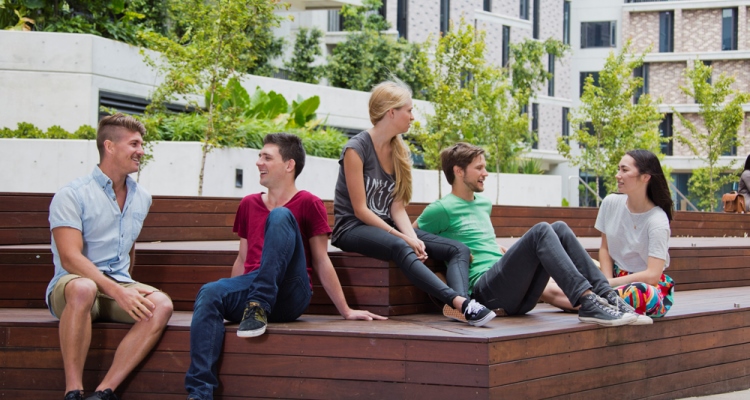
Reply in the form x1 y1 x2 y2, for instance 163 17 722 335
414 143 649 326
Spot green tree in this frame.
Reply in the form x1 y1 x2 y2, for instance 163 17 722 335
558 41 664 202
472 67 531 203
397 41 432 100
285 27 323 84
509 38 567 105
247 35 285 77
326 0 403 91
408 21 484 196
673 61 750 211
1 0 168 44
139 0 282 195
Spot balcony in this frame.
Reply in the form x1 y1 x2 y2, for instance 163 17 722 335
286 0 361 11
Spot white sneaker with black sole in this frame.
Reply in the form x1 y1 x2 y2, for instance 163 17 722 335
605 291 653 325
578 293 637 326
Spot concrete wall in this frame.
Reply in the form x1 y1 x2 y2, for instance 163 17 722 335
0 30 432 134
0 138 562 206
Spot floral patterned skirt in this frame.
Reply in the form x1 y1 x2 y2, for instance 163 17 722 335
613 265 675 318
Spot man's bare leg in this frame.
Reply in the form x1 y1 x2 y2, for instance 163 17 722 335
60 278 98 393
540 280 578 312
94 292 173 392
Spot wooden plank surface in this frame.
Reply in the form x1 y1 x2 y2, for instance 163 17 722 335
2 288 750 399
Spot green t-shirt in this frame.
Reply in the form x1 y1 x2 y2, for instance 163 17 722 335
416 193 502 290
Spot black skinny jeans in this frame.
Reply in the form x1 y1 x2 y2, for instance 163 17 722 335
333 224 471 305
473 221 612 315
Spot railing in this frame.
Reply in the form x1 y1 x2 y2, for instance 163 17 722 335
569 176 602 207
668 181 700 212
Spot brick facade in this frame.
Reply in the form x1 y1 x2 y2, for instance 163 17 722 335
682 9 723 53
627 12 659 53
713 60 750 96
649 62 688 104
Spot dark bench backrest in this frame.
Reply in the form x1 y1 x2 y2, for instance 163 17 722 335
2 192 749 245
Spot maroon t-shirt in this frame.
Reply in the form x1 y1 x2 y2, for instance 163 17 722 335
232 191 331 288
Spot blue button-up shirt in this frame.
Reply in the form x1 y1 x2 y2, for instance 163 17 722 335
46 166 152 316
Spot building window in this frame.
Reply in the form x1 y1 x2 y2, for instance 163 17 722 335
440 0 450 35
502 25 511 67
702 60 712 84
722 8 738 51
397 0 408 39
531 103 539 149
483 0 491 12
562 107 570 144
580 21 616 48
580 71 600 96
563 1 571 45
634 63 649 103
532 0 540 39
520 0 529 20
327 9 344 32
548 54 555 97
659 11 674 53
660 113 673 156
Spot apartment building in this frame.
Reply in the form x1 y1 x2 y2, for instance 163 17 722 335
572 0 750 207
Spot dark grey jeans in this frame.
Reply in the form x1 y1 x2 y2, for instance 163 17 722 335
473 221 611 315
333 224 471 305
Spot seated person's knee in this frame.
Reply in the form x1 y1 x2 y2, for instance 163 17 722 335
64 277 98 307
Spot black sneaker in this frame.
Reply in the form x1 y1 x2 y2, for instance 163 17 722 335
461 299 496 327
237 301 267 338
85 389 119 400
604 291 653 325
578 293 636 326
65 390 83 400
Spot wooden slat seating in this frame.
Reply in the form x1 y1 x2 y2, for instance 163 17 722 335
0 247 441 316
3 193 750 247
2 288 750 399
4 192 750 398
3 242 750 315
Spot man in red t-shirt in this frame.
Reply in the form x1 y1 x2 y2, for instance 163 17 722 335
185 133 385 400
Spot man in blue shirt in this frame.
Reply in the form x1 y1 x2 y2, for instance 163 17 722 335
47 114 173 400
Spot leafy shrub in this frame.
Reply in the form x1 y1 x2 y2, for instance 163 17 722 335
46 125 72 139
74 125 97 140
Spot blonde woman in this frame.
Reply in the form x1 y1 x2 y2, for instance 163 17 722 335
331 81 495 326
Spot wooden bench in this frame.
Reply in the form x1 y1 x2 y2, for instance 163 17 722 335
4 192 750 246
2 287 750 399
4 237 750 315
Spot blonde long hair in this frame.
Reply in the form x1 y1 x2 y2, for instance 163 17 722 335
369 80 413 204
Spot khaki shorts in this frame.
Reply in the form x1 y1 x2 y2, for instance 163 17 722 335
49 274 164 323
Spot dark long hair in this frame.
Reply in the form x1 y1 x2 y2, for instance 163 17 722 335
627 149 673 222
743 154 750 171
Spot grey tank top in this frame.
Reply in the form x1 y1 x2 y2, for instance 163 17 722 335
331 131 395 245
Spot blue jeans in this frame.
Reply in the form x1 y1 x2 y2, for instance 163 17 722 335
185 208 312 400
473 221 611 315
333 224 471 305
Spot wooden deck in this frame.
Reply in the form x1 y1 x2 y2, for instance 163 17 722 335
2 287 750 399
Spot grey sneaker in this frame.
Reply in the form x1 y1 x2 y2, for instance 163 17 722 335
578 293 637 326
237 301 268 338
605 291 653 325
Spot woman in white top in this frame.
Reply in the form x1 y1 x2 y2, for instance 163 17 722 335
596 149 675 317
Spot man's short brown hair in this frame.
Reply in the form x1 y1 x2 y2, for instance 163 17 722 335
440 142 486 185
96 113 146 160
